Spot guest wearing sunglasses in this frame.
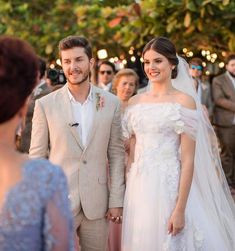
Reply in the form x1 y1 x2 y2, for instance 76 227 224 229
189 57 213 118
98 61 116 92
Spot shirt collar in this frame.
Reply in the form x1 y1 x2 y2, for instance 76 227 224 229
67 84 93 103
100 82 112 91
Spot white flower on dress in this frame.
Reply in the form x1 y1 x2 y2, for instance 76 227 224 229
174 120 185 134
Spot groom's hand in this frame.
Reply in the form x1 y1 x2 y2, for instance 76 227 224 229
106 207 123 224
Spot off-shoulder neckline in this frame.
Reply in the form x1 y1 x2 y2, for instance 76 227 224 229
126 102 197 112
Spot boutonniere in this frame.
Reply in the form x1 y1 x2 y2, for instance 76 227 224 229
96 93 105 111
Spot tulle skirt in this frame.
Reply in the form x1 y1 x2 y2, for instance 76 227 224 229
121 162 234 251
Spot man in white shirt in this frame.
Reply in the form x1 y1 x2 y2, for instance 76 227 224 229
97 61 115 92
212 54 235 193
30 36 125 250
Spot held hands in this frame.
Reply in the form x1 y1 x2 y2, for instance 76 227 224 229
167 209 185 236
106 207 123 224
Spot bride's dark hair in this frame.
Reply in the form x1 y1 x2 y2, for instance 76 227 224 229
142 37 179 79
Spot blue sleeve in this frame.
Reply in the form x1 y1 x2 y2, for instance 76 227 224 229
42 164 74 251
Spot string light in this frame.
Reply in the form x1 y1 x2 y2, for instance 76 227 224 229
131 56 136 62
219 62 225 68
97 49 108 59
211 53 217 59
211 58 216 63
222 51 227 57
186 51 193 57
56 59 61 66
201 50 206 56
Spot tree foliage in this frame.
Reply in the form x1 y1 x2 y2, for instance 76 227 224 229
0 0 234 61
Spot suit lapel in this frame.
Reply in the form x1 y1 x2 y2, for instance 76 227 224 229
85 86 102 150
61 85 84 150
225 74 235 92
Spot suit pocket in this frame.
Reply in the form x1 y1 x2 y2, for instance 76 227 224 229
98 176 108 184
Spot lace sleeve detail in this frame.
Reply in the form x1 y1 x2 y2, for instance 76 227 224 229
122 107 134 139
42 164 74 251
177 106 199 140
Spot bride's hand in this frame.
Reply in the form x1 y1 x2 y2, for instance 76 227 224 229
167 209 185 236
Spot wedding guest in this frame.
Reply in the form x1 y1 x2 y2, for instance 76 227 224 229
97 61 116 92
107 68 139 251
0 35 73 250
212 54 235 194
112 68 139 111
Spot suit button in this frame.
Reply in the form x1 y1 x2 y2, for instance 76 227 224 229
83 160 87 164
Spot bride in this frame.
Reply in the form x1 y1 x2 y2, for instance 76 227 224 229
121 36 235 251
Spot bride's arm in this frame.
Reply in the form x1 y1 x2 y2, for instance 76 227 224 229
168 94 196 236
125 135 136 176
168 133 196 236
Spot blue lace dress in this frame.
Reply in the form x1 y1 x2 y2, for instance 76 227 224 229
0 159 74 251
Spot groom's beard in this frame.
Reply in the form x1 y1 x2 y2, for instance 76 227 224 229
67 69 90 86
228 71 235 78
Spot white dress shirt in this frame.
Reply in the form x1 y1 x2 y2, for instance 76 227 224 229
67 85 94 146
99 82 112 92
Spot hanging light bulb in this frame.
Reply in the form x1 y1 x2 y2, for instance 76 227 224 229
97 49 108 59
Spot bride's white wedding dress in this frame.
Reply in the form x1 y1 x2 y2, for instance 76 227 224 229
121 102 235 251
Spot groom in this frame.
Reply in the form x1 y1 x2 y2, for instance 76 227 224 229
29 35 125 250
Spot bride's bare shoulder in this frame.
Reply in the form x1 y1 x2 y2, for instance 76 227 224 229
175 91 196 110
128 93 147 106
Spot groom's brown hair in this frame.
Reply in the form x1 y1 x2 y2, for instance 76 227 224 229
58 35 93 59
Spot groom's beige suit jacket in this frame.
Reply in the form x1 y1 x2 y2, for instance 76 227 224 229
29 84 125 220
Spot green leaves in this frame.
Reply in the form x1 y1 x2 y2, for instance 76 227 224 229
0 0 234 61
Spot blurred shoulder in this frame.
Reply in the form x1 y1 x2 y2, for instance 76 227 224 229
175 91 196 110
24 159 66 199
212 73 226 83
25 159 64 181
37 84 65 104
128 93 146 106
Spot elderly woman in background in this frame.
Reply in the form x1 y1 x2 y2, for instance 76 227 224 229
112 68 139 111
108 68 139 251
0 36 73 251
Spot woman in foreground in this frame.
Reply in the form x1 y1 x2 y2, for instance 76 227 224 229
0 36 73 251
